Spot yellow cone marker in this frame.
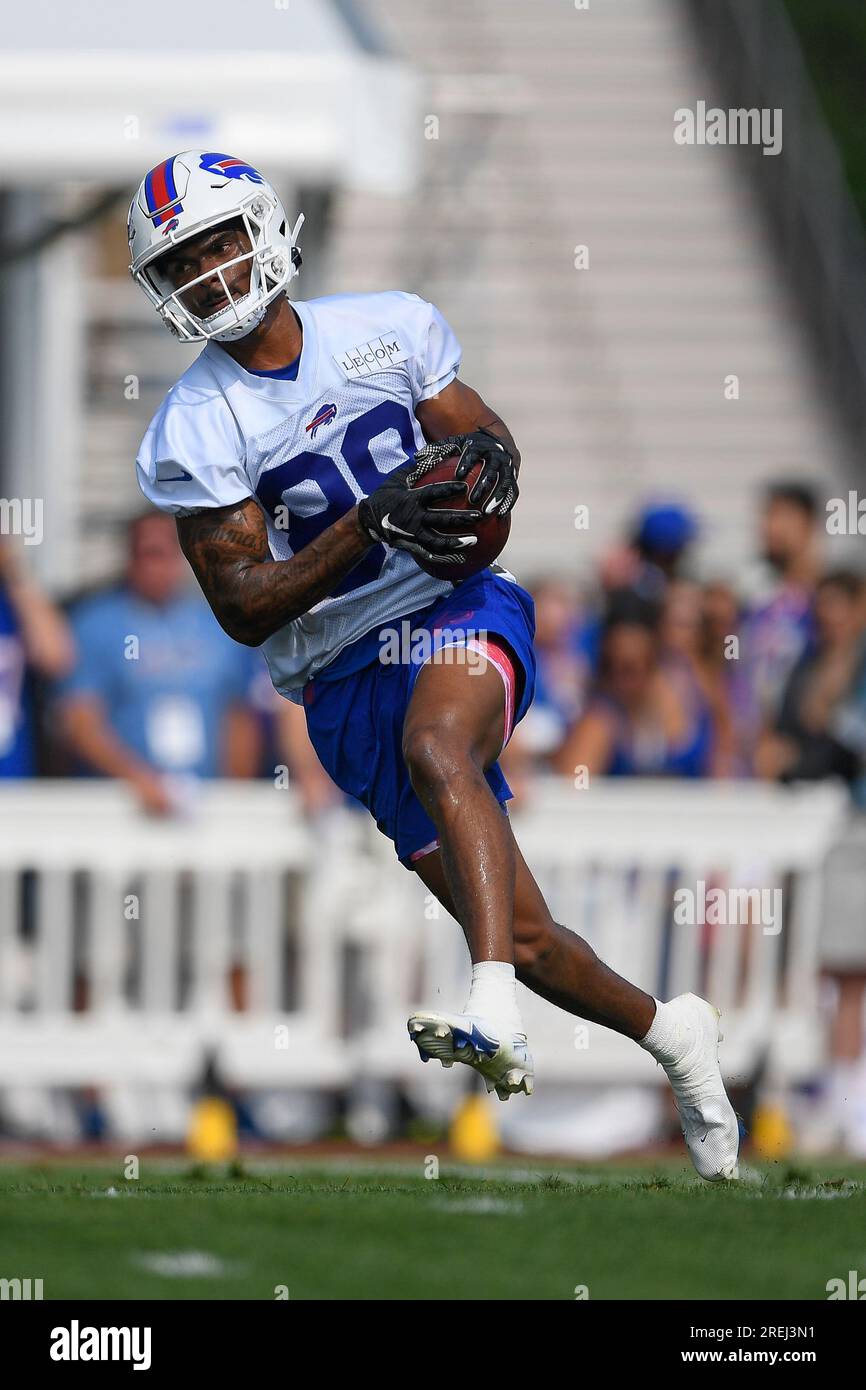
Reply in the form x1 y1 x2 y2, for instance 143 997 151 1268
186 1095 238 1162
449 1091 500 1162
751 1097 793 1160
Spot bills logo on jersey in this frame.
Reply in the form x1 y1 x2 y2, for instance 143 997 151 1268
199 153 264 185
305 403 337 439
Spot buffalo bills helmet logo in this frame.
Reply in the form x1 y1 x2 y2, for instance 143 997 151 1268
199 153 264 185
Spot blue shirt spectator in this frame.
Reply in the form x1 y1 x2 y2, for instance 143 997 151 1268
0 585 34 776
57 513 259 812
0 540 75 776
61 585 254 779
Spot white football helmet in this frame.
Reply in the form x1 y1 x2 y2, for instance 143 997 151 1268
127 150 304 343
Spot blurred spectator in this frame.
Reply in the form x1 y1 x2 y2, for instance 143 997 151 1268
755 570 866 787
236 658 344 812
0 538 75 775
555 596 713 778
742 482 821 722
276 698 343 817
695 581 757 777
658 578 720 770
598 500 699 609
237 654 284 779
506 577 592 765
57 513 259 814
500 576 592 800
634 501 699 591
843 630 866 811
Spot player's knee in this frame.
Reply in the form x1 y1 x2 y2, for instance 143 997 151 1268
402 722 468 797
513 914 559 974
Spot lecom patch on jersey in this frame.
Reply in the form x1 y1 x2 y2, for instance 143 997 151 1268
334 332 409 378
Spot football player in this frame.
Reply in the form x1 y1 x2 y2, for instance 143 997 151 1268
130 152 740 1179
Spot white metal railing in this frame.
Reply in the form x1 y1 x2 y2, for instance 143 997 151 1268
0 778 851 1137
505 777 849 1086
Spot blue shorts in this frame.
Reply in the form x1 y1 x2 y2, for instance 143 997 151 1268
302 569 536 866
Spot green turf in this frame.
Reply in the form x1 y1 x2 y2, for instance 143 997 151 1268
1 1157 864 1300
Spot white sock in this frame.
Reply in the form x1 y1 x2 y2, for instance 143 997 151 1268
464 961 522 1033
637 998 685 1067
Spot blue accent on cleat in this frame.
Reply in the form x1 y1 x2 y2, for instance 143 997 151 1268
451 1023 498 1058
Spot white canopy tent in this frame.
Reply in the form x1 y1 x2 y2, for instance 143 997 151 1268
0 0 421 589
0 0 418 194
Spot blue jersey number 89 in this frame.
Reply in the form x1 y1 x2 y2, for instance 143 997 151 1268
255 400 418 598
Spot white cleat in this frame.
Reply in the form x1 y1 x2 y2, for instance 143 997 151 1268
408 1010 534 1101
660 993 741 1182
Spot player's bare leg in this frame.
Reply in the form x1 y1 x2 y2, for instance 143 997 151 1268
404 649 739 1178
403 648 656 1028
414 833 656 1040
402 648 533 1096
402 645 655 1100
403 655 518 966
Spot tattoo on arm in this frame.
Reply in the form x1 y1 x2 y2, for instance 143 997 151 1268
177 498 373 646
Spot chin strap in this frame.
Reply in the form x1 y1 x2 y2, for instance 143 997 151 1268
209 296 268 343
289 212 305 272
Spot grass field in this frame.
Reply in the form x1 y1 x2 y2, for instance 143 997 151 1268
2 1155 865 1300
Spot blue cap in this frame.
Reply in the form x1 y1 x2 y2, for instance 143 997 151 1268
636 502 698 554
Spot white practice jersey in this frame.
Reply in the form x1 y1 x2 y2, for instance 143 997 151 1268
137 290 460 700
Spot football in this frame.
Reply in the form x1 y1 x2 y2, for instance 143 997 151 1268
409 448 511 581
